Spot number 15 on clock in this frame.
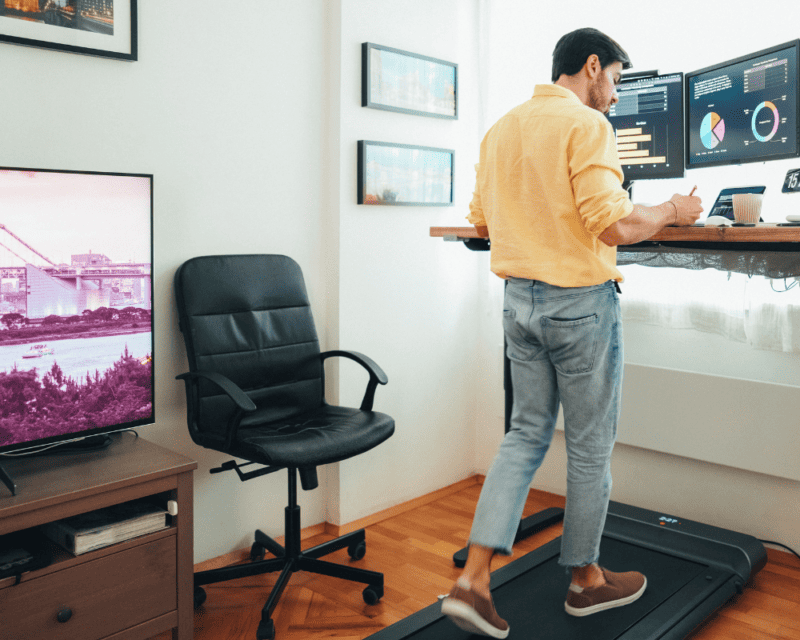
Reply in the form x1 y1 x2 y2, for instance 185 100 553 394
783 168 800 193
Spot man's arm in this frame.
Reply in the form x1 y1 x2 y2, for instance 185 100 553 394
599 191 704 246
467 163 489 237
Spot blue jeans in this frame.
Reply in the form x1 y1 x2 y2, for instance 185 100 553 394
469 278 623 567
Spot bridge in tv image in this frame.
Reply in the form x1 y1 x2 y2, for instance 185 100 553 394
0 223 152 321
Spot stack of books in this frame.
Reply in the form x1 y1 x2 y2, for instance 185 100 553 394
41 498 169 555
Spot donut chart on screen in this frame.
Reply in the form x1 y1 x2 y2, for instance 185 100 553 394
751 101 780 142
700 112 725 149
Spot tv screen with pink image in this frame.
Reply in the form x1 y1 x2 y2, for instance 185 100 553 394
0 167 154 455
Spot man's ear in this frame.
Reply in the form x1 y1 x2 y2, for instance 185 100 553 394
584 54 601 79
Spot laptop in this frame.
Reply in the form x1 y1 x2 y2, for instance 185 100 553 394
702 185 766 222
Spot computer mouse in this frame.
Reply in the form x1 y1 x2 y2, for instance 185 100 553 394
704 216 733 226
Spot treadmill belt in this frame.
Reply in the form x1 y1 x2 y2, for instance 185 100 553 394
491 538 705 639
368 536 711 640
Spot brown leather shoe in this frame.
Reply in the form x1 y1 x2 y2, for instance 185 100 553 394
565 567 647 617
441 580 510 638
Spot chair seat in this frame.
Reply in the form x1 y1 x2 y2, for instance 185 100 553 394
231 405 395 469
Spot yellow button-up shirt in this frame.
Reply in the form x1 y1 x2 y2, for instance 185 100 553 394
467 84 634 286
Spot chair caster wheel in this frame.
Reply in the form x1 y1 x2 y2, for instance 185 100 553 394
193 586 206 609
363 585 383 605
250 541 266 561
256 618 275 640
348 540 367 561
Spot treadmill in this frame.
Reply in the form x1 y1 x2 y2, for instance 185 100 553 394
369 234 768 639
365 500 766 639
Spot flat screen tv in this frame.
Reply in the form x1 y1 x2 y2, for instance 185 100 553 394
0 167 153 487
686 40 800 169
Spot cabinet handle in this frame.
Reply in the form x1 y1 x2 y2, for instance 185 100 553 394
57 608 73 623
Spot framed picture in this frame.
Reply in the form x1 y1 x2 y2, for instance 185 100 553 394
0 0 137 61
362 42 457 119
358 140 454 206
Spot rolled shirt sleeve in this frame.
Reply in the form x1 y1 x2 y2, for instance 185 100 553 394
569 116 633 236
460 84 635 286
467 163 487 227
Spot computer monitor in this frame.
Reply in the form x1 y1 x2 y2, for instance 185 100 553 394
686 40 800 169
606 72 685 183
0 167 154 461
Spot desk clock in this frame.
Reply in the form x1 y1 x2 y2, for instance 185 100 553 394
783 168 800 193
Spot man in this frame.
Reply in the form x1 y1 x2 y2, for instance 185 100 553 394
441 28 703 638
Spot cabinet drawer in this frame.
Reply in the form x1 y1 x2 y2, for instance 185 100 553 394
0 535 176 640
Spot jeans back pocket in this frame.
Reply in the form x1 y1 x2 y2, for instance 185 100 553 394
541 314 598 374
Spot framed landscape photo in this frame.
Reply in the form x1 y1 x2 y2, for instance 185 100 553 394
362 42 457 119
0 0 137 61
358 140 454 206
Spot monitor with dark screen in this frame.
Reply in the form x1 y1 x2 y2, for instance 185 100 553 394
606 72 685 182
686 40 800 169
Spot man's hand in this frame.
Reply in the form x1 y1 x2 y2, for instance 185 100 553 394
599 188 704 246
666 190 704 226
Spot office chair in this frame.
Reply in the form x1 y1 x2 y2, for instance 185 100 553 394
174 254 395 640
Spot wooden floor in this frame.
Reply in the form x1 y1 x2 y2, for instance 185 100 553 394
151 480 800 640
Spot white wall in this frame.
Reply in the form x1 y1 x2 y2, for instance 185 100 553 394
474 0 800 553
0 1 484 562
331 0 484 524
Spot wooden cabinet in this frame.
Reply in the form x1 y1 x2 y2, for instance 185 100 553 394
0 433 196 640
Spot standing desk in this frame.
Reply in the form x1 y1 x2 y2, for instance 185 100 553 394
430 222 800 547
431 223 800 276
363 225 800 640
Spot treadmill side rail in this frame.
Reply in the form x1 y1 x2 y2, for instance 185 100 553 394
616 569 738 640
606 501 767 582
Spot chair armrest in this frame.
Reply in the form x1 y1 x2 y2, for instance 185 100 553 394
320 350 388 411
175 370 256 452
176 370 257 412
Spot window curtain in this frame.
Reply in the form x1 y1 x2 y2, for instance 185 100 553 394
620 266 800 354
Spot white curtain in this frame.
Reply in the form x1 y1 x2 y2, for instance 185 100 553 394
620 266 800 353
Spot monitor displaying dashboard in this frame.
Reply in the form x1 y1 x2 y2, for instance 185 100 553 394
606 72 685 182
0 167 154 456
686 40 800 168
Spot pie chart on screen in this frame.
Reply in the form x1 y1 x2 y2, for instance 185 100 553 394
700 112 726 149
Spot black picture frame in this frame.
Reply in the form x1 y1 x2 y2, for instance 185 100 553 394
358 140 454 206
0 0 137 61
362 42 457 119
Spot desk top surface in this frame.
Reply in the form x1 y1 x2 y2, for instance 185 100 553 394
430 224 800 243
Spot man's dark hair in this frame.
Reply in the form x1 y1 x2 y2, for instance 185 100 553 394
551 28 632 82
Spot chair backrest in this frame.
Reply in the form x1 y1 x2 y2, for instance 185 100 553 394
175 255 323 440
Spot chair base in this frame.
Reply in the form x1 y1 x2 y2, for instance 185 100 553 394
192 469 384 640
195 528 384 639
